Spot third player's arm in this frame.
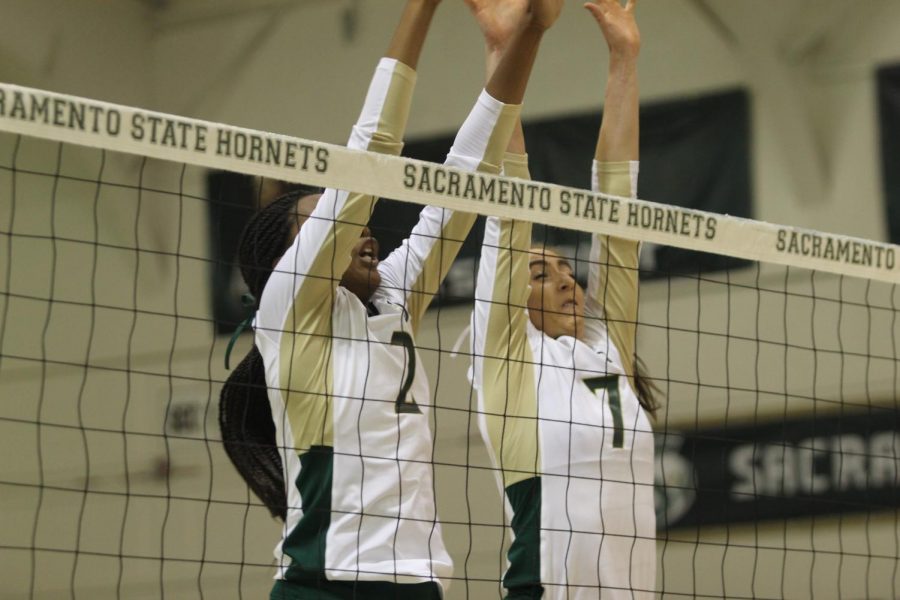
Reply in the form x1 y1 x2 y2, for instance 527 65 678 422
379 0 560 333
586 163 640 387
584 0 641 386
472 150 540 489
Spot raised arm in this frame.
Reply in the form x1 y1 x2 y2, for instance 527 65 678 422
583 0 642 387
257 0 439 338
474 0 529 157
377 0 561 333
385 0 441 70
471 0 532 374
590 0 639 162
468 1 543 503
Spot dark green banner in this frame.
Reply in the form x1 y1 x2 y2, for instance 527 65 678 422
655 409 900 530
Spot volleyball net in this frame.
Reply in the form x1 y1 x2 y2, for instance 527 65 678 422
0 83 898 599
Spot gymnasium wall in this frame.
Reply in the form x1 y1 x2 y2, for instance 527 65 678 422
2 1 900 598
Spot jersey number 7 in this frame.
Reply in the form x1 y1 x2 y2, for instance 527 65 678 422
391 331 422 414
584 375 624 448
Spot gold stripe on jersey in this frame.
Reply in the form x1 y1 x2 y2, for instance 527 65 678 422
481 152 540 489
405 103 520 334
279 62 416 453
500 152 529 180
280 279 335 451
592 162 640 391
478 107 521 175
406 209 477 333
365 61 416 156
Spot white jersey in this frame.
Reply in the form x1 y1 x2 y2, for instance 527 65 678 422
471 158 656 599
254 57 520 592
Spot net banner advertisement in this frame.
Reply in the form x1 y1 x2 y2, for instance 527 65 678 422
1 82 897 286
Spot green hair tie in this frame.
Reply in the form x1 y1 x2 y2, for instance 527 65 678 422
224 293 257 370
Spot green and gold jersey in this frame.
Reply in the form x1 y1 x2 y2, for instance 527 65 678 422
470 158 656 599
255 57 520 593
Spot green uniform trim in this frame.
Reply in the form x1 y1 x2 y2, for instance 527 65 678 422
283 445 333 583
271 579 442 600
276 445 444 597
504 476 543 598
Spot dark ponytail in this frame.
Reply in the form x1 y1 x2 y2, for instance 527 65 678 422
633 355 662 417
219 348 286 520
218 186 321 521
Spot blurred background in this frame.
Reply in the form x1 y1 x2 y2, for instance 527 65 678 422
2 1 900 598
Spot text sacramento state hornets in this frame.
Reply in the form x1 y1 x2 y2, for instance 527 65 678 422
0 87 329 173
776 228 895 270
403 162 553 210
403 162 718 240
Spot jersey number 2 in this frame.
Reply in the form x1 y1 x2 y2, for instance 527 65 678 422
585 375 624 448
391 331 422 414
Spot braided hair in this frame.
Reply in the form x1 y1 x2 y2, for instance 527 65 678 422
219 186 321 521
633 357 662 417
238 191 311 303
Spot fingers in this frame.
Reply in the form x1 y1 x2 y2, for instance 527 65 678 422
464 0 483 12
583 1 607 23
584 0 633 22
587 0 634 12
583 0 608 17
583 0 641 55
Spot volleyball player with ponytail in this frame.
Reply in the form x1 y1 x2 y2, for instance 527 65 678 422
219 1 563 598
469 1 658 598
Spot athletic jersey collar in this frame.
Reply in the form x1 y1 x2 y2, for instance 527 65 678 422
541 332 623 380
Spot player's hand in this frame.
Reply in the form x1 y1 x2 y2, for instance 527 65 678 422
465 0 530 54
528 0 564 32
584 0 640 59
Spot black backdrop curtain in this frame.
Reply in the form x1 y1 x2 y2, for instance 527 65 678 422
878 65 900 244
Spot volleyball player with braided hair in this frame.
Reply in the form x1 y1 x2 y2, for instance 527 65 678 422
220 189 321 523
219 0 563 598
469 0 657 598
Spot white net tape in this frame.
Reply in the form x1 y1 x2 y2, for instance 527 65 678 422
1 82 896 284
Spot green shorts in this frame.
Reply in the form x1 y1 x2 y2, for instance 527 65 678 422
505 584 544 599
271 579 442 600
